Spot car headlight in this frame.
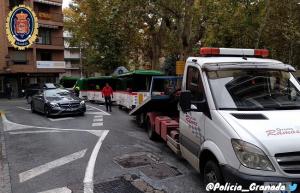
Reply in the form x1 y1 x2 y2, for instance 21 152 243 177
80 101 85 106
231 139 275 171
50 102 59 108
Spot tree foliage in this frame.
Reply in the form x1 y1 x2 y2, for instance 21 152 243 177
64 0 300 74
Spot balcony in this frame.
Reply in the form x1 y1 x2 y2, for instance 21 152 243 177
36 37 64 50
36 61 65 69
33 0 62 6
37 12 63 27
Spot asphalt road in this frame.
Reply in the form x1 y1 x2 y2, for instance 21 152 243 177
0 99 204 193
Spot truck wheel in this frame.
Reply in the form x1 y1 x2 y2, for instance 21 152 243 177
136 113 145 128
147 118 157 140
203 160 223 188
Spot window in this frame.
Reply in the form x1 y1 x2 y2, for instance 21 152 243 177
11 51 27 65
186 66 204 101
37 29 51 45
40 52 52 61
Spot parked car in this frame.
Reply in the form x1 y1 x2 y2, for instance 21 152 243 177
31 88 86 117
25 83 59 103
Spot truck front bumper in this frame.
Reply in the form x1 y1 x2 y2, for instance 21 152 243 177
221 165 300 186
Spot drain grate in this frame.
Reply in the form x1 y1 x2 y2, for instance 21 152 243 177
114 154 155 168
140 163 182 180
94 178 143 193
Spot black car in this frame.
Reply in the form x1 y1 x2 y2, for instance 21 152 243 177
31 88 86 117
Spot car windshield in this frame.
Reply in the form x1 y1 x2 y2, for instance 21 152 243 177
207 69 300 110
44 89 70 98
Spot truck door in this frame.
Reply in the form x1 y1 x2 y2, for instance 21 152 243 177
179 65 206 170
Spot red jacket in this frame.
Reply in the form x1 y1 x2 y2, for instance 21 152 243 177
102 86 113 97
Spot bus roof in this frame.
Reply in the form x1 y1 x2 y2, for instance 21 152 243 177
60 76 80 81
117 70 163 77
85 76 113 80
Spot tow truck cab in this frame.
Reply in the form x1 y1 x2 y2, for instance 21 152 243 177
179 48 300 184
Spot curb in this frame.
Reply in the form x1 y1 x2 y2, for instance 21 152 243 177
0 112 12 193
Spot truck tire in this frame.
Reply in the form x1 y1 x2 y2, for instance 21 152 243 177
147 118 157 140
203 160 223 191
136 113 145 128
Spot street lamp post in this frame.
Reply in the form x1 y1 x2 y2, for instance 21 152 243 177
79 45 83 78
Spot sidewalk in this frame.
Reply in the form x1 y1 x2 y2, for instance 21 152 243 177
0 113 12 193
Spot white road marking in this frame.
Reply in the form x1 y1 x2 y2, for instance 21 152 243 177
93 118 103 122
9 130 64 135
16 106 31 111
19 149 87 183
84 130 109 193
1 113 100 137
85 112 107 115
48 117 74 122
92 122 103 127
38 187 72 193
86 105 110 116
94 115 103 118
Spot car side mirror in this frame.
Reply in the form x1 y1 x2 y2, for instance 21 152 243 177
180 91 192 113
193 99 207 112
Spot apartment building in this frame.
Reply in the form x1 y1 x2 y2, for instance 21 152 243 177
0 0 65 98
62 31 81 78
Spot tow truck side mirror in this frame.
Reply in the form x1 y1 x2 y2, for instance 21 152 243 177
180 91 192 112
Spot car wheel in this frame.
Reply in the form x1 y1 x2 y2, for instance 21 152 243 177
79 112 85 116
31 102 35 113
147 118 157 140
203 160 223 191
44 106 51 117
27 96 32 104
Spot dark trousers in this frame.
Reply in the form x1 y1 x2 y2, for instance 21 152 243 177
104 96 112 111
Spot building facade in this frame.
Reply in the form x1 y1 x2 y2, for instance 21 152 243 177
61 31 81 78
0 0 65 98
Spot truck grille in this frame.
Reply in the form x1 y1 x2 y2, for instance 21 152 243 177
60 103 80 109
275 152 300 174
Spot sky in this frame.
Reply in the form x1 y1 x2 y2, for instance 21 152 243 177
63 0 71 8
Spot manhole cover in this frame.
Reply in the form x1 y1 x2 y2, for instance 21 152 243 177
140 163 182 180
94 178 143 193
114 153 155 168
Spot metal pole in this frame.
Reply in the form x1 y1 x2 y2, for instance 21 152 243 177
80 45 83 78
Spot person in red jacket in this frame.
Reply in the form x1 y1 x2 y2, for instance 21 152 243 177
102 83 114 112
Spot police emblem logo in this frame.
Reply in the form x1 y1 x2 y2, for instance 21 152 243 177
6 5 38 50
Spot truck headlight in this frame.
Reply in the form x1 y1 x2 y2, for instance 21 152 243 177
231 139 275 171
80 101 85 106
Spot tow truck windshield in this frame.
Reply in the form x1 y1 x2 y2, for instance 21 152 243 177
207 69 300 110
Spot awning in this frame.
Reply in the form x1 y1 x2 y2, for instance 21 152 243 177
33 0 62 6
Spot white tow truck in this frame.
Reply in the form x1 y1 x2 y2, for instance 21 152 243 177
130 47 300 187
